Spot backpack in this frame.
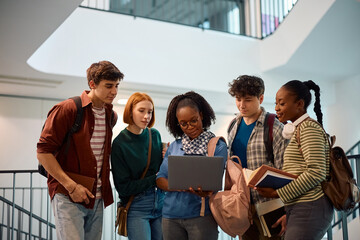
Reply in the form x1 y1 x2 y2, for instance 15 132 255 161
296 119 360 211
208 137 251 238
38 96 115 177
228 112 276 164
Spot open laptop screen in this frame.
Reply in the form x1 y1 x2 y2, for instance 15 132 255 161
168 155 224 191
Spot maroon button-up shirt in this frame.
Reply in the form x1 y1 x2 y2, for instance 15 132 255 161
37 91 115 209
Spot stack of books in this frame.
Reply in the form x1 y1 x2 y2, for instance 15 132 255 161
255 198 285 237
242 165 297 237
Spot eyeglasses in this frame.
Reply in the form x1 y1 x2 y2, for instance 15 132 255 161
178 118 199 129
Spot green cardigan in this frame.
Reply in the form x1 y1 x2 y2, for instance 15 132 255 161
111 128 163 204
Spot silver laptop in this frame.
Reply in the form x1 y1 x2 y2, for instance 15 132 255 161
168 155 224 191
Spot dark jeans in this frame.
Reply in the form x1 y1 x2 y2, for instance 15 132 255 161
284 196 334 240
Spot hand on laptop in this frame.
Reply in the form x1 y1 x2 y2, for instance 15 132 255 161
162 142 170 158
188 187 213 198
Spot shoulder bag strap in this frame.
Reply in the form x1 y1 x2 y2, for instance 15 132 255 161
202 136 226 216
124 128 152 210
207 136 226 157
263 113 276 164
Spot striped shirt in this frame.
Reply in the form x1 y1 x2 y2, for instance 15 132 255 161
228 107 288 204
90 106 106 199
277 119 330 205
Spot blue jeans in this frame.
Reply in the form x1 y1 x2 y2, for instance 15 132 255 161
126 187 164 240
51 193 103 240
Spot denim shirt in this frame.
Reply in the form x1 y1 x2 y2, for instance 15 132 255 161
157 138 227 218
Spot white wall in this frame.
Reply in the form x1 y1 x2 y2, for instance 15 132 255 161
0 95 235 172
0 96 52 171
326 74 360 151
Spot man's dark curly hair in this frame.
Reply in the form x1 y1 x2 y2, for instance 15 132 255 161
166 91 216 138
228 75 265 98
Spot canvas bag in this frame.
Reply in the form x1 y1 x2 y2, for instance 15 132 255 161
296 119 360 211
208 137 251 238
115 128 152 236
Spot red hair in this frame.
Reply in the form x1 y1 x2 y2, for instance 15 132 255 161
123 92 155 128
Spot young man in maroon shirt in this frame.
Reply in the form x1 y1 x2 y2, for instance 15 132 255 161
37 61 124 240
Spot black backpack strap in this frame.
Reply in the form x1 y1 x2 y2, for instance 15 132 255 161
227 117 237 135
264 113 276 164
110 110 116 128
63 96 83 155
38 96 83 177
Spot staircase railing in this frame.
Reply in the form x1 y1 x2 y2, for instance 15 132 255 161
0 170 55 240
0 194 55 240
80 0 298 39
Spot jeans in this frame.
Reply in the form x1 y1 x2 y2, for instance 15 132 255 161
284 196 334 240
162 214 218 240
127 187 164 240
51 193 103 240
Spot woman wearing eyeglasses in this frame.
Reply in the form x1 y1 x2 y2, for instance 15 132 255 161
156 91 228 240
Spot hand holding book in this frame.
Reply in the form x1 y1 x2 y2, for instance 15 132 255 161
243 165 297 198
57 171 95 204
256 187 279 198
256 198 286 237
243 165 297 189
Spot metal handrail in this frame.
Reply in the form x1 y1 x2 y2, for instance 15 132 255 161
347 154 360 159
0 195 55 228
332 205 360 228
0 170 39 174
0 171 54 240
346 141 360 155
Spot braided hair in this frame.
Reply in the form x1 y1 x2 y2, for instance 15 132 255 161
283 80 323 126
166 91 216 138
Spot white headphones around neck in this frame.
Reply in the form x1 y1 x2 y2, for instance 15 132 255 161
282 113 310 139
